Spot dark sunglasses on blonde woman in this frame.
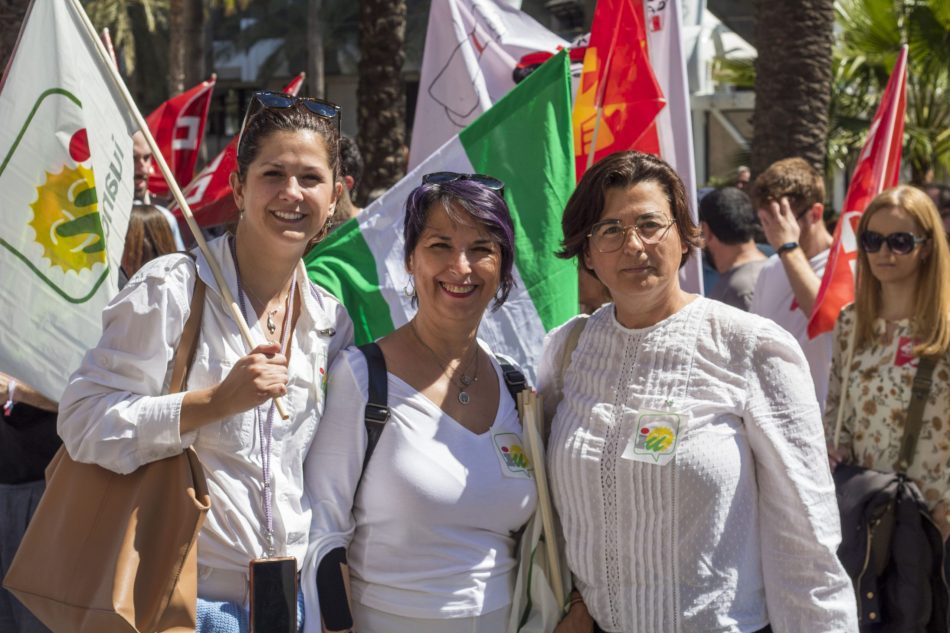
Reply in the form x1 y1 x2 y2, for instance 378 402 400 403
238 90 341 151
859 230 929 255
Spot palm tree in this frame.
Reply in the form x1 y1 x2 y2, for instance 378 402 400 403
0 0 30 67
357 0 406 203
83 0 167 75
750 0 836 176
832 0 950 183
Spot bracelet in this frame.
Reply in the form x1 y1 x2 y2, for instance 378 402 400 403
777 241 800 256
3 379 15 416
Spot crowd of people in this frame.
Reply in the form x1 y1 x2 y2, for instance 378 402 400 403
1 91 949 633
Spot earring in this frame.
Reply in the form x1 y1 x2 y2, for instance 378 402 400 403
403 276 415 298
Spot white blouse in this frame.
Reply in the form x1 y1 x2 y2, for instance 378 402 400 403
58 235 354 575
304 344 537 628
539 298 857 633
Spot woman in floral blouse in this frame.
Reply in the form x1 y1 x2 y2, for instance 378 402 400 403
825 185 950 535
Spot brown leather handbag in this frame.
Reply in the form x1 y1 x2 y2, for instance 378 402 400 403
3 277 212 633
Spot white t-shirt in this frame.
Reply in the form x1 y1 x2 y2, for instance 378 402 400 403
749 249 833 411
305 344 537 623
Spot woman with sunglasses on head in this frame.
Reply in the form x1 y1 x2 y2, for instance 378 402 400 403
304 173 537 633
58 92 353 632
540 151 856 633
825 187 950 593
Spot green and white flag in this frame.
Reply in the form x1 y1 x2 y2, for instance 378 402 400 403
0 0 137 399
307 51 576 380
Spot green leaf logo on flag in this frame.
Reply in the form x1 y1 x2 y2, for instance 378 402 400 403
1 89 112 301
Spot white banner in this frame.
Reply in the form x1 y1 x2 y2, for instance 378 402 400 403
0 0 137 398
408 0 567 169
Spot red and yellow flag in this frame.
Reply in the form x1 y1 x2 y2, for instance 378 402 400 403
572 0 666 181
807 46 907 338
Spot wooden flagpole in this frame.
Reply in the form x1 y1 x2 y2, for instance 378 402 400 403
67 0 289 418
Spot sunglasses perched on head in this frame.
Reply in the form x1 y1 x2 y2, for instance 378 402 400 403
859 230 929 255
422 171 505 196
238 90 341 151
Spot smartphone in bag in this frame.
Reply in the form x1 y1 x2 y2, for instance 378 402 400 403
249 557 297 633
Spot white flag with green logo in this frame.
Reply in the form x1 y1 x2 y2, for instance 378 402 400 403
0 0 137 399
306 51 577 381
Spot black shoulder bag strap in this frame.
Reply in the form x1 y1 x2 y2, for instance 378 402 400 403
356 342 390 492
356 345 529 485
896 355 938 473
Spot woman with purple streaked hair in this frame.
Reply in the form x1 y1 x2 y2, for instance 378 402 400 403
305 173 537 633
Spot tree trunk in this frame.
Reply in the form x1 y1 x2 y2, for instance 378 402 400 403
184 0 205 86
308 0 325 98
168 0 185 95
0 0 29 68
750 0 835 177
357 0 407 205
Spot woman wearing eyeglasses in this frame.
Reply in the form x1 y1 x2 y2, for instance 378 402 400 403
305 173 537 633
58 92 353 632
825 186 950 559
539 151 856 633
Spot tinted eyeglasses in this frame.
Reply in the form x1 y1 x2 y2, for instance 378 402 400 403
859 230 929 255
422 171 505 196
238 90 341 152
587 217 676 253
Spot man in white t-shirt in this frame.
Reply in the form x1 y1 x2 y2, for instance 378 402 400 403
749 158 834 411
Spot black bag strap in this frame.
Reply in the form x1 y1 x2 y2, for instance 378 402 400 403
896 355 938 472
356 342 389 492
356 344 528 486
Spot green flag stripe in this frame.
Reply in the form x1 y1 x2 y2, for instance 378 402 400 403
304 217 394 345
460 51 577 331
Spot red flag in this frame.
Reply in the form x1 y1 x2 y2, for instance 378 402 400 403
571 0 665 181
174 73 305 228
808 46 908 338
146 76 216 196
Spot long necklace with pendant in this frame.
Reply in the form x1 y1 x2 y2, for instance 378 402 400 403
410 321 479 405
235 261 287 337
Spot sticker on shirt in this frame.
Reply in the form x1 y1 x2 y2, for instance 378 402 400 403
621 409 685 466
492 431 533 479
895 336 919 367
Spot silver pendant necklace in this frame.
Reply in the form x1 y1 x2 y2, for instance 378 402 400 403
410 321 479 405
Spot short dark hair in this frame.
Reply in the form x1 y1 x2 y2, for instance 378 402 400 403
339 135 364 195
403 178 516 309
749 157 824 215
698 186 759 245
235 105 340 182
558 151 702 270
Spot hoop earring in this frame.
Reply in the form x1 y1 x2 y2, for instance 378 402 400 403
403 276 415 298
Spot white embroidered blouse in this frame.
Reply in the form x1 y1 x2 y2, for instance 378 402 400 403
538 298 857 633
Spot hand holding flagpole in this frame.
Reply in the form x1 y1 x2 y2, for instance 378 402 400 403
68 0 290 419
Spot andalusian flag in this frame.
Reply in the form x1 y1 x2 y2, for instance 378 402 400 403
307 51 576 380
0 0 137 399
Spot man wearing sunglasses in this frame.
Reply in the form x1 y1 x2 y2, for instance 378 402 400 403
748 158 835 413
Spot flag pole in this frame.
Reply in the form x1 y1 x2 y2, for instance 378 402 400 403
67 0 290 419
584 4 622 172
100 27 118 68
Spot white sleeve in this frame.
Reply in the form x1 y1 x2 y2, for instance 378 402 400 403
57 255 199 475
742 321 858 632
301 346 369 631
